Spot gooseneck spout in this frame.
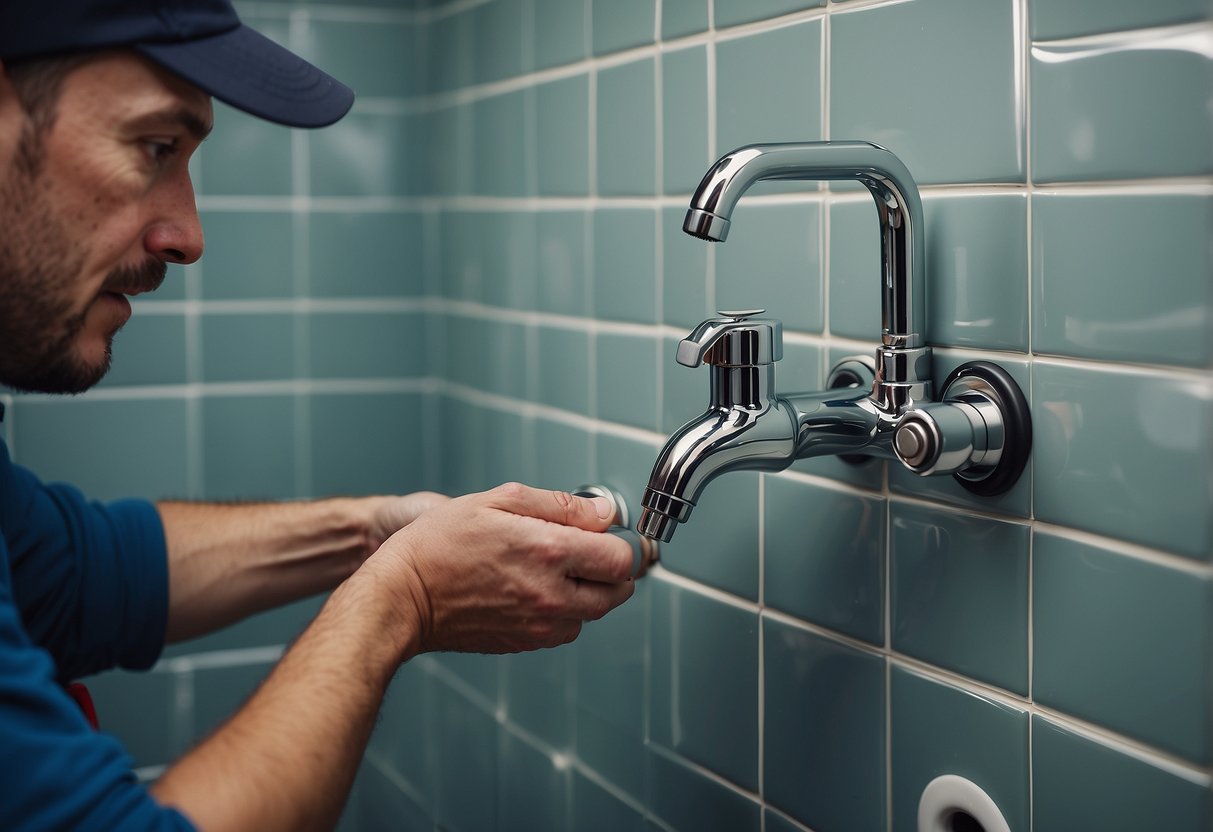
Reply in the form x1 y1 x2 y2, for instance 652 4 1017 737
685 141 924 350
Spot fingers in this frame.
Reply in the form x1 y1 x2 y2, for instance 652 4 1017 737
486 482 616 533
567 575 636 622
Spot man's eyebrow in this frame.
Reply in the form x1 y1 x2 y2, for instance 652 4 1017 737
128 107 214 141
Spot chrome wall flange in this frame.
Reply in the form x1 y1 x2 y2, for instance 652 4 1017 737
893 361 1031 496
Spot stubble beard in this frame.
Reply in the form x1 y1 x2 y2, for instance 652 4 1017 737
0 135 163 394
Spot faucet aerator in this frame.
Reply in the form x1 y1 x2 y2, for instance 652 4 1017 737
636 508 678 543
683 208 730 241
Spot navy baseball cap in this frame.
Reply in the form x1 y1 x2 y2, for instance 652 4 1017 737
0 0 354 128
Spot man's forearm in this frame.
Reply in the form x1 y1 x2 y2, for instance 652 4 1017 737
150 560 421 832
157 498 390 643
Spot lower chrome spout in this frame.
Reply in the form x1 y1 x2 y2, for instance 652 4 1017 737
636 383 889 543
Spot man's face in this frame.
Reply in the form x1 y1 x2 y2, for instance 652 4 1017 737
0 51 211 393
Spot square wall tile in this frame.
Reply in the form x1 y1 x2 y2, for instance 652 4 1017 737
196 103 292 197
715 0 823 28
505 642 573 750
472 0 528 84
570 770 645 832
426 9 473 93
890 502 1029 693
198 210 294 299
662 46 710 195
534 0 588 69
434 651 503 709
427 104 473 195
537 210 589 316
597 58 656 196
828 198 882 340
660 333 705 434
371 663 438 811
480 212 539 311
310 113 414 197
11 398 189 500
594 431 662 560
482 409 536 488
308 311 425 379
201 394 297 500
662 206 711 328
647 748 761 831
164 597 321 658
595 332 659 431
923 194 1029 352
435 689 498 832
765 475 885 645
87 669 178 767
573 579 650 797
1034 531 1211 763
440 210 488 302
764 619 885 832
716 21 822 169
192 661 273 740
1032 361 1212 559
303 18 420 98
537 327 590 414
650 581 759 791
309 392 424 497
534 418 592 492
537 75 591 196
890 668 1029 832
100 313 187 388
716 202 822 334
662 0 709 39
832 0 1022 184
1033 717 1212 832
354 761 433 832
592 0 655 55
592 208 657 323
473 91 532 197
448 318 529 398
659 470 760 601
1031 31 1213 182
498 732 570 831
200 313 295 382
1032 194 1212 367
1030 0 1212 39
309 211 425 299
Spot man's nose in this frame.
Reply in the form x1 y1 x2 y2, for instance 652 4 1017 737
144 170 204 264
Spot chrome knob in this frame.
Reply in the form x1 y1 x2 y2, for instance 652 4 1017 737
675 310 783 368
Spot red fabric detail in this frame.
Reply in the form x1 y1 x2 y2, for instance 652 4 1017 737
67 682 100 730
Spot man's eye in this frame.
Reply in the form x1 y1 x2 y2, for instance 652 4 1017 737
143 138 179 163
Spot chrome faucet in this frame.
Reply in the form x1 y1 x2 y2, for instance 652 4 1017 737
637 142 1032 543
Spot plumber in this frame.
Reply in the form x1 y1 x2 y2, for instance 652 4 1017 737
0 2 637 829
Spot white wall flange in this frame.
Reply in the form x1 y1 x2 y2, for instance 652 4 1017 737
917 774 1012 832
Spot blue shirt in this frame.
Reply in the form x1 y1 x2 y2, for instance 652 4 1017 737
0 438 195 830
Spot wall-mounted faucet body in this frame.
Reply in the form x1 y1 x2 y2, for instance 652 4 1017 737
638 142 1031 543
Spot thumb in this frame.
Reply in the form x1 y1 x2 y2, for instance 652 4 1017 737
484 482 617 531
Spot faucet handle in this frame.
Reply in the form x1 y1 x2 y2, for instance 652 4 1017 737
676 309 783 368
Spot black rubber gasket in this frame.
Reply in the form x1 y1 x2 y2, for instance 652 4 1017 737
943 361 1032 497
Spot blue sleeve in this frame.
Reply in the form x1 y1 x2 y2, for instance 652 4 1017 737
2 443 169 681
0 588 196 830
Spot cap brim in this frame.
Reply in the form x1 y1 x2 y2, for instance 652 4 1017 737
137 25 354 128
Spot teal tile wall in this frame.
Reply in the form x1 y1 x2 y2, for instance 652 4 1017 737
18 1 1208 829
359 2 1213 829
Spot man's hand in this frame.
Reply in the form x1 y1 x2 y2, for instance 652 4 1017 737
365 482 636 658
365 490 450 552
